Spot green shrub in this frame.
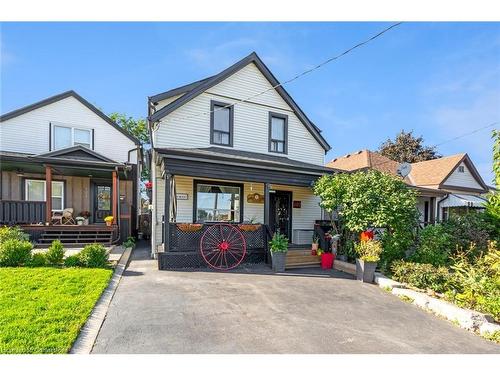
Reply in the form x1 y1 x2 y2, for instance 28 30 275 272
391 260 451 293
64 255 81 267
28 253 47 267
0 239 33 267
379 231 413 273
46 240 65 265
78 243 109 268
0 226 29 243
411 224 452 266
446 241 500 321
123 236 136 249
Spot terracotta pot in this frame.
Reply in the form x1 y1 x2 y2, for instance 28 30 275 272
312 243 318 251
106 221 112 227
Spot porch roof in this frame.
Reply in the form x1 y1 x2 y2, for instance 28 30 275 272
156 147 338 174
155 147 338 187
440 193 487 208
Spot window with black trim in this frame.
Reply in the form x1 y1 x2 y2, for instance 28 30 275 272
269 112 288 154
210 101 233 146
194 180 242 223
53 123 92 150
458 165 465 173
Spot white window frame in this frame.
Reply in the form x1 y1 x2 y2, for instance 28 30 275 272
458 165 465 173
25 179 65 211
52 123 93 150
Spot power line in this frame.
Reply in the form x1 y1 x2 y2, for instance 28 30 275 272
157 22 403 125
434 121 499 147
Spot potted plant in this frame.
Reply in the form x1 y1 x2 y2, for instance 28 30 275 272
354 239 382 283
269 232 288 272
311 234 319 255
104 216 114 227
321 248 334 270
80 211 90 225
75 216 85 226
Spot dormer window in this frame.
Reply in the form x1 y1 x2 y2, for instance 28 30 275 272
269 112 288 154
52 124 92 150
210 101 233 147
458 165 465 173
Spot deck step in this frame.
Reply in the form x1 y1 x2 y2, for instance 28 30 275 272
285 249 321 269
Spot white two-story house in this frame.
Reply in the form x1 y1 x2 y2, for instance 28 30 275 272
148 52 336 269
0 91 142 245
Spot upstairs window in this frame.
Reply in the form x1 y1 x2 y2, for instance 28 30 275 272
458 165 465 173
210 101 233 146
269 112 288 154
53 124 92 150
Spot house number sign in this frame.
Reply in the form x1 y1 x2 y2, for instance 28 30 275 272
176 193 189 200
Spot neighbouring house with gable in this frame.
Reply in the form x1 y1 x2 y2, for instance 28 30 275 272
0 91 142 245
148 52 338 269
327 150 490 225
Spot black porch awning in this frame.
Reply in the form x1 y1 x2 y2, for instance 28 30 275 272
156 147 338 187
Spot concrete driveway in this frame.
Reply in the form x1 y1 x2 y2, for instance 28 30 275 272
92 244 500 354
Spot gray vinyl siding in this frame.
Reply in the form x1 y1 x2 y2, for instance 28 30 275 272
444 162 484 190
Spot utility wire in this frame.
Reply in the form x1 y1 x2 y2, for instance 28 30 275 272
434 121 499 147
157 22 403 125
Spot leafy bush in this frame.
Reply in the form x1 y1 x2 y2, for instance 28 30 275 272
411 224 452 266
78 244 109 268
354 239 382 262
391 260 451 293
64 255 81 267
446 241 500 321
0 226 29 243
269 233 288 253
123 236 136 249
0 239 33 267
46 240 65 265
379 231 414 273
27 253 47 267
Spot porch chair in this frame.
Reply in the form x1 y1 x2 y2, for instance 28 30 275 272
51 208 76 225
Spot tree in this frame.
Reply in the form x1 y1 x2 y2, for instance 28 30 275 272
378 130 440 163
109 113 149 145
486 129 500 220
109 113 150 181
313 170 419 271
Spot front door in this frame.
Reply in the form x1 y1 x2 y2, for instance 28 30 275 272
269 191 292 241
93 183 112 223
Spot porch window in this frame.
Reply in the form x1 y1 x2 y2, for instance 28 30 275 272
25 180 64 211
53 124 92 150
194 181 242 223
268 112 288 154
210 101 233 146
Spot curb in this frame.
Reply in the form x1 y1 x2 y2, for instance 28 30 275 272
374 272 500 337
70 246 133 354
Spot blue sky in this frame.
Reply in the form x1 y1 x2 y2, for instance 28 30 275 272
1 22 499 183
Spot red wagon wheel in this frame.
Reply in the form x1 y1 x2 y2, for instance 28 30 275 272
200 224 246 270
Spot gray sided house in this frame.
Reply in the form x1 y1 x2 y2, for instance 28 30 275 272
148 52 339 269
0 90 142 246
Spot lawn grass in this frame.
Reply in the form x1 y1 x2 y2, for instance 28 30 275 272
0 267 113 354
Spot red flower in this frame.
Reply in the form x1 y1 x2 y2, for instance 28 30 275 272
145 181 153 189
360 230 374 242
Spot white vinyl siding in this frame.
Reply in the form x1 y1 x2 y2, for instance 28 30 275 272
444 163 484 190
152 175 321 247
0 96 137 164
153 63 325 166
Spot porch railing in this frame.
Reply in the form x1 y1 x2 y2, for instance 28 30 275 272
0 200 46 225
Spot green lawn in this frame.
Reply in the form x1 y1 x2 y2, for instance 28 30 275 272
0 267 113 354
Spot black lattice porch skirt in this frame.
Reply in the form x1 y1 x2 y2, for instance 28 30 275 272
158 249 267 270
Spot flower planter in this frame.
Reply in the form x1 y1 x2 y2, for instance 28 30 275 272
105 221 112 227
321 252 334 269
177 223 203 232
271 252 287 272
238 224 261 232
356 259 377 283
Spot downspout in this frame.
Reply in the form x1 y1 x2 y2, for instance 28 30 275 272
112 165 122 244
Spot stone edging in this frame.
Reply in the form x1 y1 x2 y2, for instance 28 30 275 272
70 246 133 354
373 272 500 337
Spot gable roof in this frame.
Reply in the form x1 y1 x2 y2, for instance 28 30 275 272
326 149 400 175
409 153 488 191
33 145 118 163
0 90 140 145
148 52 330 151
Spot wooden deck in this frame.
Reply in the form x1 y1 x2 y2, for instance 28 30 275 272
285 248 321 269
